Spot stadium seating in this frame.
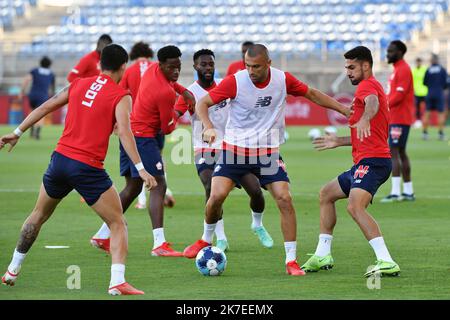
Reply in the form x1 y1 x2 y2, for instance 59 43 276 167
17 0 449 57
0 0 36 29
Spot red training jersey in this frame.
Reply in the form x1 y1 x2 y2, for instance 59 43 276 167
349 76 391 164
56 75 129 169
119 58 154 103
67 50 101 83
130 63 187 137
226 60 245 76
387 59 415 125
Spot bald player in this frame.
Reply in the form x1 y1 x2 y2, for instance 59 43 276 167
184 44 351 276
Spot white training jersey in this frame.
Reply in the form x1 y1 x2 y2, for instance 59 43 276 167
224 67 287 148
188 79 230 150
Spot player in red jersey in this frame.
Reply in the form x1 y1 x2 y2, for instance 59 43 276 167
118 41 176 210
66 34 112 83
381 40 416 203
225 41 254 76
0 44 157 295
184 44 350 276
302 46 400 277
120 41 155 210
90 42 182 251
117 45 195 257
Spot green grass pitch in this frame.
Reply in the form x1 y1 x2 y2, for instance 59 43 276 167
0 125 449 300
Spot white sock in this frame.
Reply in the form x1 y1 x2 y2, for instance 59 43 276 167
94 223 111 239
369 237 394 263
390 176 401 196
214 219 227 241
403 182 414 195
251 211 263 229
7 249 26 275
110 264 125 288
284 241 297 264
152 228 166 249
314 234 333 257
201 221 216 244
137 186 146 206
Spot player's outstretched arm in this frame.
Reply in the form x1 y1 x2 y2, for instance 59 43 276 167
196 94 217 145
350 94 379 141
304 87 352 118
115 95 157 190
0 86 70 152
313 134 351 151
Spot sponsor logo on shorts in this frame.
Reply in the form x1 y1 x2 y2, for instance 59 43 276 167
276 159 286 172
156 162 163 170
354 165 369 179
390 126 402 142
198 157 206 165
214 165 221 173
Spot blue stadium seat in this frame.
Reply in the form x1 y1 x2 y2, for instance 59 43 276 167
16 0 448 56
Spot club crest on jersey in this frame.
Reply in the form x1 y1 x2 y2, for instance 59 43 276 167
254 96 272 108
354 165 369 179
390 126 402 142
156 162 163 171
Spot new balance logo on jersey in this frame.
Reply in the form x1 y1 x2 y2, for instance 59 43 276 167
354 165 369 179
254 96 272 108
82 76 108 108
214 100 227 111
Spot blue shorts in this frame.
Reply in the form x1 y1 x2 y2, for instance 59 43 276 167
154 132 165 151
212 150 289 188
338 158 392 198
195 150 221 175
389 124 410 148
426 96 444 112
43 152 112 206
120 137 165 178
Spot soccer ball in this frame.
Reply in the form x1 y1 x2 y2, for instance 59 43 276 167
307 128 321 140
195 246 227 276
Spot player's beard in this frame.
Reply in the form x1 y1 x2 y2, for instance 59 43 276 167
199 72 214 86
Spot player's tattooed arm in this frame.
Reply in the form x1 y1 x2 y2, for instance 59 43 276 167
16 222 39 253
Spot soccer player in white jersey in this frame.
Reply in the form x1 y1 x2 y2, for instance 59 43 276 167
174 49 273 252
183 44 351 275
